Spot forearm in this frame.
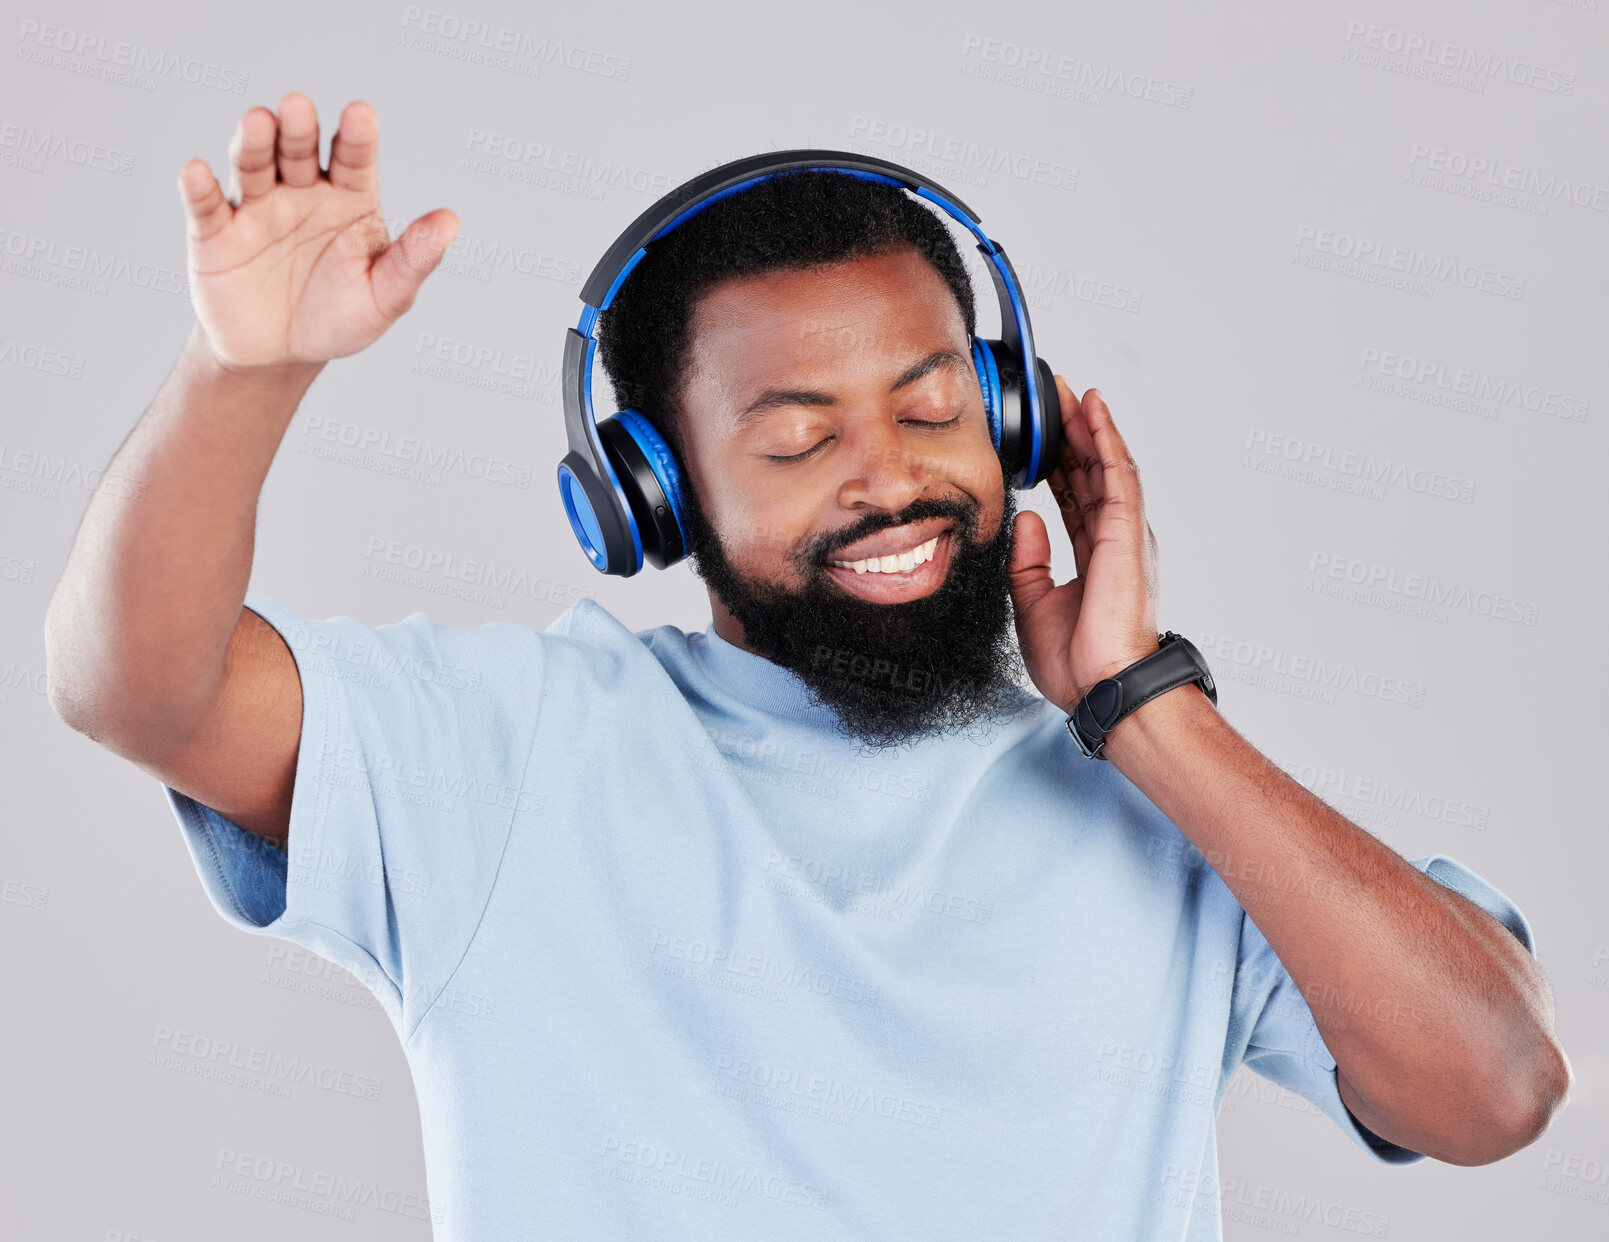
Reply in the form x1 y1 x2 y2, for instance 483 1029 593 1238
1101 688 1568 1159
44 321 323 748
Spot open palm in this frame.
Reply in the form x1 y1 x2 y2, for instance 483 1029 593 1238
178 92 458 371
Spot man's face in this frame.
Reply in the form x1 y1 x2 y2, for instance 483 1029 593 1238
674 245 1030 750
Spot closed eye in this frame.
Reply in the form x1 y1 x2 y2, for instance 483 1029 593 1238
765 414 964 464
765 443 829 465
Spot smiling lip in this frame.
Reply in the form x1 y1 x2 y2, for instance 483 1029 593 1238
824 531 954 603
825 518 955 565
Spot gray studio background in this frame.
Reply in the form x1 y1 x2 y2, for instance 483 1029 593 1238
3 0 1606 1237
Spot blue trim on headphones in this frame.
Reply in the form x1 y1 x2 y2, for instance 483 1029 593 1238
615 407 689 548
649 169 909 242
971 337 1002 451
557 462 607 571
579 334 645 571
980 246 1044 485
597 247 648 315
915 185 1043 487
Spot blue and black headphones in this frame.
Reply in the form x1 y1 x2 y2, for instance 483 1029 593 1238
557 148 1065 577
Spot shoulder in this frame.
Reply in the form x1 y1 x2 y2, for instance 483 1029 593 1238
240 590 688 683
243 589 544 697
533 595 699 693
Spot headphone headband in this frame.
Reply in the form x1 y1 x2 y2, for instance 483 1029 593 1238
578 149 981 314
558 148 1057 575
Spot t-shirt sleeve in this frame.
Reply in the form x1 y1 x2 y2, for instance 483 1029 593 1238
161 590 546 1041
1223 853 1537 1166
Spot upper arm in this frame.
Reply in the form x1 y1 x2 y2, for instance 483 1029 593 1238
155 592 550 1032
135 604 302 849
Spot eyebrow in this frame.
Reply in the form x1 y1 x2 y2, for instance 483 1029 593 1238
732 348 970 432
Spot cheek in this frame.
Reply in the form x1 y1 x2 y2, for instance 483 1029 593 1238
938 415 1001 493
955 442 1007 522
710 478 818 577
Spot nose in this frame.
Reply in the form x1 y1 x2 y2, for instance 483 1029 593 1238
833 418 936 514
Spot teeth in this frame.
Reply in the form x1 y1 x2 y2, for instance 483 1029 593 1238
829 535 939 575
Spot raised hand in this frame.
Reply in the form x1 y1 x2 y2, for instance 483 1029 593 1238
176 92 459 372
1007 378 1162 716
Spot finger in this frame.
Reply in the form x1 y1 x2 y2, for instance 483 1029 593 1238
1083 389 1143 515
1054 442 1102 521
1007 510 1057 617
228 107 278 203
1054 375 1105 515
1046 458 1092 582
1047 457 1071 517
1056 375 1100 475
274 91 321 189
1065 481 1093 581
369 209 460 321
177 158 233 243
1071 516 1093 577
328 99 379 194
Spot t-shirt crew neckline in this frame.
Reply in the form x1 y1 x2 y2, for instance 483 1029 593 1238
688 619 1042 739
690 622 846 728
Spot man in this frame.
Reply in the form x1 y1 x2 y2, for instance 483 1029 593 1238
45 93 1570 1240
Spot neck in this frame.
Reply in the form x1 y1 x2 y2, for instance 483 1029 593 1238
708 591 762 655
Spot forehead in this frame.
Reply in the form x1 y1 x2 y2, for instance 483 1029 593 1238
682 248 968 414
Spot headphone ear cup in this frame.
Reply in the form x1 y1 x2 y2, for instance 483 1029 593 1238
599 410 689 570
1030 356 1064 489
974 339 1063 489
978 335 1029 484
557 450 635 576
970 337 1003 453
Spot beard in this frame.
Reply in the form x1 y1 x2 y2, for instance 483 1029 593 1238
680 474 1032 753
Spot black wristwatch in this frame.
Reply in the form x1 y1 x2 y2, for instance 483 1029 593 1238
1065 631 1218 759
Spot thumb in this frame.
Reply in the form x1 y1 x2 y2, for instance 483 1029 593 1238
1008 509 1056 617
370 208 459 322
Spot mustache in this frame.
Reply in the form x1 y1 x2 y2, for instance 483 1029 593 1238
804 494 980 567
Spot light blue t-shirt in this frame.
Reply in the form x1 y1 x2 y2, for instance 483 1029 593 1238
163 591 1536 1240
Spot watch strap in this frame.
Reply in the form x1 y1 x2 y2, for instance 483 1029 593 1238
1065 632 1217 758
